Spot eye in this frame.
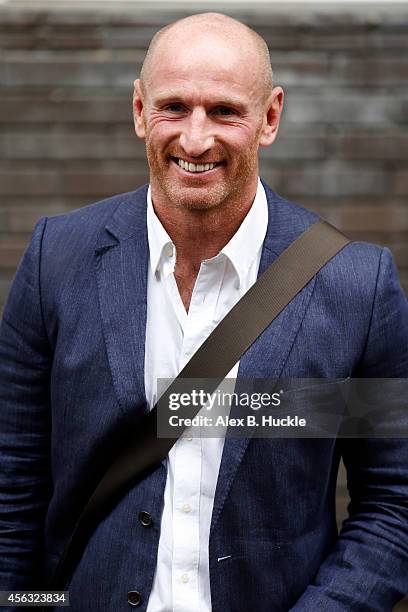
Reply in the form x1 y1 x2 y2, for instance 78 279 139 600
213 106 237 117
164 103 185 113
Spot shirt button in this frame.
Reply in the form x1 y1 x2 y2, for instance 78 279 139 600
138 510 153 527
127 590 142 606
184 435 193 441
181 503 191 513
165 244 173 258
181 573 190 583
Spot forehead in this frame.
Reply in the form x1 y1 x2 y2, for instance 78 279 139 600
146 33 261 103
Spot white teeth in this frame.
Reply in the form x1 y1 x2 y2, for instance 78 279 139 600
177 159 216 173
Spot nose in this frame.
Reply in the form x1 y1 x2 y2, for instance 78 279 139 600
179 108 214 158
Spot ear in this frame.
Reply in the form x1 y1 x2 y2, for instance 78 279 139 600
259 86 284 147
133 79 146 139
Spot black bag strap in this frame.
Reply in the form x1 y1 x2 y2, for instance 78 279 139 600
51 219 350 590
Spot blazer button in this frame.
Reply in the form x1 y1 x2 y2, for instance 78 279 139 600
127 590 142 606
138 510 153 527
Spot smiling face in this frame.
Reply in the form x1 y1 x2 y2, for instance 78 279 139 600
134 18 283 214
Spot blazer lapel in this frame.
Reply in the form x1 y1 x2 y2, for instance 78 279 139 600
94 185 149 422
211 183 319 534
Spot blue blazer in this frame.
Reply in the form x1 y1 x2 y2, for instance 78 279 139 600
1 182 408 611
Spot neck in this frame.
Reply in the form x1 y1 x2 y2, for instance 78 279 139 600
150 177 258 312
151 181 258 269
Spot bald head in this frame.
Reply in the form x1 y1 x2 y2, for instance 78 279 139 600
139 13 273 102
133 11 284 216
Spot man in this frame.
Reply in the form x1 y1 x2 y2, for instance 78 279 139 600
0 12 408 612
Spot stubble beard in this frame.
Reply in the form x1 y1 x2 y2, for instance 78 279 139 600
145 138 260 213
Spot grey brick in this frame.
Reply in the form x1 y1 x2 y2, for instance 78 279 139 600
392 243 408 268
0 55 144 88
335 56 408 86
283 93 407 125
330 130 408 160
260 131 326 160
0 129 145 160
0 169 148 197
270 52 330 87
0 239 27 269
0 96 131 124
263 162 388 197
393 173 408 196
313 205 408 232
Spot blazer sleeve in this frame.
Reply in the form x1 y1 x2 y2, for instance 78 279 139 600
0 218 53 590
290 247 408 611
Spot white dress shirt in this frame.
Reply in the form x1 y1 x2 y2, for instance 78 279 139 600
145 179 268 612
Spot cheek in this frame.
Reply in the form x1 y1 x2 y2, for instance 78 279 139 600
219 122 261 153
226 135 260 161
145 125 180 155
146 111 182 133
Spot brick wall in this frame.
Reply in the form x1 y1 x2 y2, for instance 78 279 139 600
0 6 407 310
0 5 407 609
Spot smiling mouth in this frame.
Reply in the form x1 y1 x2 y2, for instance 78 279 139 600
172 157 221 174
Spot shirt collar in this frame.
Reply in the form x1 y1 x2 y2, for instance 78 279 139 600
220 178 268 288
147 186 174 276
147 178 268 286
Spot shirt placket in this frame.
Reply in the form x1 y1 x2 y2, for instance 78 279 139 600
171 258 225 612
